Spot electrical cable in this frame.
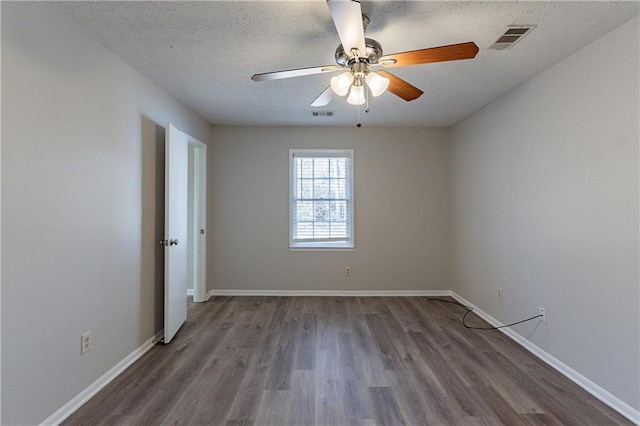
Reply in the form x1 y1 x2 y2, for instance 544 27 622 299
427 298 543 330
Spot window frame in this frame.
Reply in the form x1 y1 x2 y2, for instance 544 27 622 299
289 148 354 250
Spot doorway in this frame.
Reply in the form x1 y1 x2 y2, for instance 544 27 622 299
187 140 207 303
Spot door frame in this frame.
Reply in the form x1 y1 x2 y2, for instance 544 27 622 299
188 137 207 303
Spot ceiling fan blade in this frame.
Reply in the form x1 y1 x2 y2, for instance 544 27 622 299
327 0 366 57
311 86 335 107
379 42 479 68
252 65 341 82
376 70 423 101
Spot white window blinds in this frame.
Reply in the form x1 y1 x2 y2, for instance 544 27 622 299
290 149 354 248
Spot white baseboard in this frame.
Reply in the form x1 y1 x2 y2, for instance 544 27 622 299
450 291 640 425
205 289 215 300
206 289 452 297
41 330 163 426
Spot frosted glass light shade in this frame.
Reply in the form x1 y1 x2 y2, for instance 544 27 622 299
330 72 353 96
365 72 389 97
347 85 365 105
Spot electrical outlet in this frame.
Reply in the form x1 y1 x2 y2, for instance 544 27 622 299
345 267 351 277
496 287 503 301
81 331 92 355
539 307 546 323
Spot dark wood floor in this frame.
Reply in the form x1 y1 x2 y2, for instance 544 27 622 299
64 296 631 425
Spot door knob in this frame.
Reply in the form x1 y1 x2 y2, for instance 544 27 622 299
169 239 179 246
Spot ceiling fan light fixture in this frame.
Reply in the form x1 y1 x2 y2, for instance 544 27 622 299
365 72 389 97
330 72 353 96
347 84 365 105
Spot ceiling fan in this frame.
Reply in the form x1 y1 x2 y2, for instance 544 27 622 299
251 0 479 108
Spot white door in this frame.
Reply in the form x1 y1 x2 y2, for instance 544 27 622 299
163 123 188 343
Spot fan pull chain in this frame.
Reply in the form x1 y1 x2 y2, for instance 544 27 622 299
365 84 370 114
357 82 370 128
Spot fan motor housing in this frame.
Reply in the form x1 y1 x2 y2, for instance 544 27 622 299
335 38 383 67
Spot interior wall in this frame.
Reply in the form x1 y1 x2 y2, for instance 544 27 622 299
208 126 450 292
450 15 639 411
1 3 214 424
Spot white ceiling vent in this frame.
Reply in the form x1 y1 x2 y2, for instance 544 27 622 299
312 111 334 117
488 25 536 50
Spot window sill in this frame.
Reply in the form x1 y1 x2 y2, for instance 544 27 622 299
290 242 354 251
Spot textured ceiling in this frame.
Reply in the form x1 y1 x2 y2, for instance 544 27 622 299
57 1 639 127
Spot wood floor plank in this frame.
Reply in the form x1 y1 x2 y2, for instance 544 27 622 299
406 330 495 418
163 347 253 425
436 327 495 387
265 319 299 390
455 416 504 426
363 313 402 370
302 296 322 314
357 296 392 314
253 390 289 426
225 420 254 426
351 319 390 387
475 385 538 426
386 368 453 425
190 348 255 424
386 296 423 332
368 386 407 426
285 370 315 426
407 297 455 346
584 398 634 425
412 296 462 327
225 302 285 424
314 325 347 425
337 331 374 424
135 341 236 424
220 311 256 347
343 295 366 323
63 296 633 426
323 296 350 333
294 313 317 370
397 331 473 423
480 350 548 414
488 347 629 425
285 294 305 321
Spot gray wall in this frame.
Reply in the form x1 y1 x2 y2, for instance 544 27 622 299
207 126 451 292
450 15 639 411
1 3 214 424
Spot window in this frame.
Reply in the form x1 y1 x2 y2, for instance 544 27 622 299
290 149 354 249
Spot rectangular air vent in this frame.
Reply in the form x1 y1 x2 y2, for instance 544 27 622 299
312 111 334 117
488 25 536 50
